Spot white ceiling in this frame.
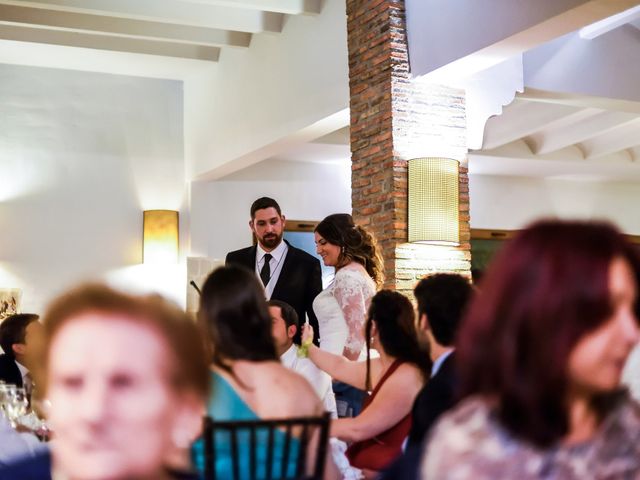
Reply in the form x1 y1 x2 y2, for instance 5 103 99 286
0 1 321 54
0 0 319 78
284 3 640 180
469 10 640 180
472 88 640 178
1 0 639 181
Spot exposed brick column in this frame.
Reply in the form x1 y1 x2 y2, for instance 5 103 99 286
347 0 471 295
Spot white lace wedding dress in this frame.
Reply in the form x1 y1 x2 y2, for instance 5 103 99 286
312 263 376 358
314 263 375 479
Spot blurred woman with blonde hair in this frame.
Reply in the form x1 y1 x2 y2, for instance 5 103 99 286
0 284 209 480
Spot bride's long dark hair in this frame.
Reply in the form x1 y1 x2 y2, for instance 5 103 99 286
315 213 384 287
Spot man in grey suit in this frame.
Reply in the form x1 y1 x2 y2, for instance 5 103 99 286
225 197 322 345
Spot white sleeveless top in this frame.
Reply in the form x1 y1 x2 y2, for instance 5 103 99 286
312 263 376 358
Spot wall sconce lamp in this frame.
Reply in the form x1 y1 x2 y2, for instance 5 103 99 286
143 210 179 264
408 157 460 246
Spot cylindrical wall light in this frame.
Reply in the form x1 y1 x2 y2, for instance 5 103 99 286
143 210 179 264
408 157 460 246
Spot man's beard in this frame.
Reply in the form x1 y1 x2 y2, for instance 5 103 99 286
259 232 282 249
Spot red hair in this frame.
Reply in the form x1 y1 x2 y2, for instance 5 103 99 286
457 220 640 446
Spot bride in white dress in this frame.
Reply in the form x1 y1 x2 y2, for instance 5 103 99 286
312 214 383 416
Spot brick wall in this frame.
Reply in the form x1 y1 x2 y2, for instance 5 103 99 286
347 0 471 295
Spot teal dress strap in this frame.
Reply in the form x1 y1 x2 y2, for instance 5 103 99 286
191 371 300 479
207 371 260 420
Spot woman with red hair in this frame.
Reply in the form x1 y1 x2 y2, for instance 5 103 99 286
422 220 640 479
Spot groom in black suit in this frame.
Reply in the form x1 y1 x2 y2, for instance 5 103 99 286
226 197 322 345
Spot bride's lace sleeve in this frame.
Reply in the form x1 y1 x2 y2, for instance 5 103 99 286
333 271 369 357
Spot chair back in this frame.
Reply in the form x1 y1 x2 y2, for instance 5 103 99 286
202 412 331 480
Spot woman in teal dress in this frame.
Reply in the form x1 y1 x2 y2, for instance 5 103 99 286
192 266 337 479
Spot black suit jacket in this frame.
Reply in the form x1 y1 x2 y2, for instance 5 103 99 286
407 352 458 448
379 443 422 480
225 241 323 345
0 354 22 387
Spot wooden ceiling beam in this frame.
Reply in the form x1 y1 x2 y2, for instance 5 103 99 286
0 23 221 60
0 4 251 47
0 0 283 32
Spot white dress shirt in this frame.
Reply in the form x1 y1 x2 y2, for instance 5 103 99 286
431 349 453 377
280 344 337 418
15 360 32 394
255 241 288 300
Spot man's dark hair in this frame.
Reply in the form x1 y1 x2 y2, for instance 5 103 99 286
268 299 299 331
250 197 282 219
0 313 40 357
414 274 472 346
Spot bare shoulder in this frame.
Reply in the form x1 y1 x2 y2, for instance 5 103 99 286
366 363 424 401
388 363 425 387
253 363 323 417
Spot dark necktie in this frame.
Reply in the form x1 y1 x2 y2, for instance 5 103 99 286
260 253 272 286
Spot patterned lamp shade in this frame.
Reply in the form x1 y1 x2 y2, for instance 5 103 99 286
408 158 460 246
143 210 179 264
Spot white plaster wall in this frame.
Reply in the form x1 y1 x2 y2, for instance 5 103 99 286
184 0 349 179
469 174 640 234
0 64 185 312
470 173 640 398
190 159 351 260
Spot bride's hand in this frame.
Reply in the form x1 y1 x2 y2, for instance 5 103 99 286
301 323 315 345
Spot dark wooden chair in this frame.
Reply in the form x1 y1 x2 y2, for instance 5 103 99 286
202 412 331 480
